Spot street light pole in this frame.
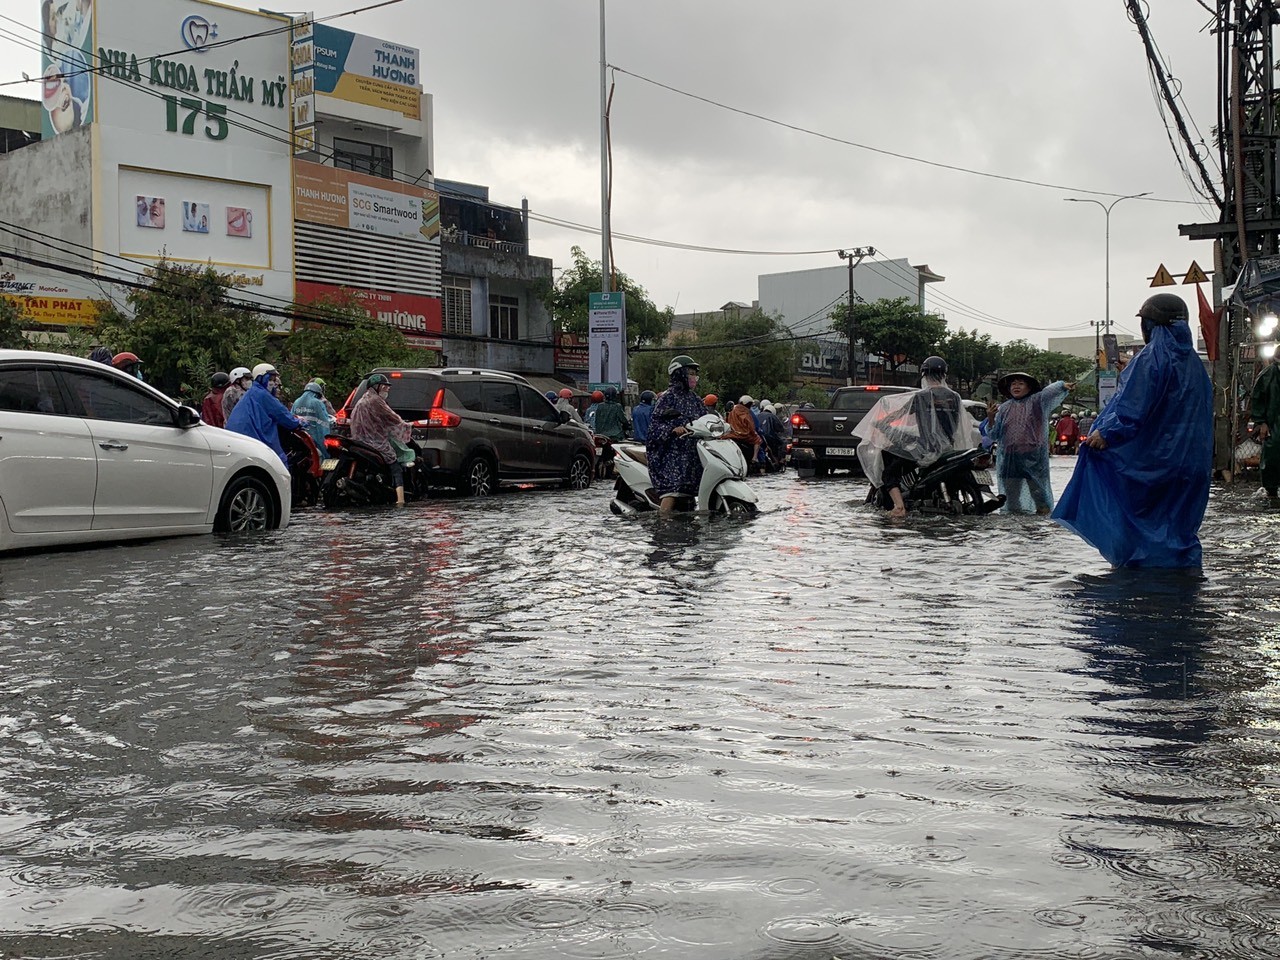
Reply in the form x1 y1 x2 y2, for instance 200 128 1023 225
837 247 874 385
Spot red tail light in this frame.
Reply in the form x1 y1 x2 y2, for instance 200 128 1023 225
865 385 880 391
791 413 810 430
324 436 341 451
424 388 461 428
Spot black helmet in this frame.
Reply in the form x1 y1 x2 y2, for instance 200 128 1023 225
921 356 948 379
604 385 619 401
668 354 699 376
640 390 655 403
1137 293 1188 343
211 371 231 388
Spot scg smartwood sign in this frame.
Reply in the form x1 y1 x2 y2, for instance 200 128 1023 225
293 160 439 240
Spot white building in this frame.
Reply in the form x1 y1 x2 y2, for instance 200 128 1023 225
758 259 945 338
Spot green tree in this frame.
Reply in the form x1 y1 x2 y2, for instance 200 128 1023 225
686 309 795 404
831 296 947 372
940 328 1003 396
999 339 1091 386
543 246 674 348
282 292 423 399
93 261 272 399
0 297 31 349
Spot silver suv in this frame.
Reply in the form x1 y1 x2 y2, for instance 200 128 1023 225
339 368 596 496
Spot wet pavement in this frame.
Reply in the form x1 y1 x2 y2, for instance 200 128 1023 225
2 459 1280 959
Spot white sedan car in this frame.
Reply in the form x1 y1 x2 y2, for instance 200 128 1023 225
0 350 291 552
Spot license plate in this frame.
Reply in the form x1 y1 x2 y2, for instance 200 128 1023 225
321 458 339 471
826 446 858 457
972 469 993 487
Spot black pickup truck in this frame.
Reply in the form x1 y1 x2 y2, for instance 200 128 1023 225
789 385 988 478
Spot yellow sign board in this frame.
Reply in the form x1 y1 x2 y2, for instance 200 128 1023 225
1183 260 1209 285
4 294 98 326
1150 264 1177 287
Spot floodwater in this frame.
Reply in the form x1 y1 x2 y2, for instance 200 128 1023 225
2 460 1279 960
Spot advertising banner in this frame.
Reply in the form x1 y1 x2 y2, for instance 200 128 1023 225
296 279 441 343
1 272 99 326
588 291 626 390
293 159 439 240
313 24 421 120
554 332 589 372
40 0 95 138
291 13 316 154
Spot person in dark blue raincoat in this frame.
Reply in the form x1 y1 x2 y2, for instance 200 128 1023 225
225 363 302 466
646 355 707 512
1052 294 1213 568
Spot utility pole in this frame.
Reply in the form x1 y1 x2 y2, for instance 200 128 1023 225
599 0 611 294
838 247 874 385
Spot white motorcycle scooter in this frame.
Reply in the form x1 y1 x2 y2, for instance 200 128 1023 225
609 414 759 517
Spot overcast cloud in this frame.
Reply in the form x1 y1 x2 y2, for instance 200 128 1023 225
0 0 1224 346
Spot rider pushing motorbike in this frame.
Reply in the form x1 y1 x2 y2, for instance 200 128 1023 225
350 373 412 506
646 355 707 513
853 356 978 518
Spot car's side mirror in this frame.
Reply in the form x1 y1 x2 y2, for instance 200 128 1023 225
176 405 202 429
558 410 571 424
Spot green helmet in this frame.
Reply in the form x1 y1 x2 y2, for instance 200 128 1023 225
668 354 699 376
367 373 391 388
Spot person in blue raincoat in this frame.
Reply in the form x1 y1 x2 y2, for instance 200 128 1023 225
1052 293 1213 568
290 381 333 450
646 356 706 512
225 363 302 466
631 390 655 442
985 372 1074 514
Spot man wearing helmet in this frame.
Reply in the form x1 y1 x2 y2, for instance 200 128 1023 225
853 356 978 517
1053 293 1213 567
594 385 627 442
201 372 232 429
222 367 253 422
555 387 583 423
111 352 144 381
647 355 708 512
350 373 412 505
631 390 656 442
225 363 302 466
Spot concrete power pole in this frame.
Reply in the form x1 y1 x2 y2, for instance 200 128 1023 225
838 247 874 385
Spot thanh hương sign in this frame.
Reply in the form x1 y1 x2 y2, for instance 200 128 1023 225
293 159 439 241
312 24 420 120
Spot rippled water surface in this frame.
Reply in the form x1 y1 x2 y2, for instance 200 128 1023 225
3 460 1280 959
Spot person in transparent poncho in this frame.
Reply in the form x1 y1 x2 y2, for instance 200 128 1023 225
853 356 980 517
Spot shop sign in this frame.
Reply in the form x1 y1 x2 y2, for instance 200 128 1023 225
1 271 99 326
296 280 441 337
555 332 589 372
313 24 421 120
588 291 625 390
291 14 316 154
294 160 439 241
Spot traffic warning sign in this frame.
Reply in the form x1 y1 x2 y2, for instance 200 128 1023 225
1150 264 1177 287
1183 260 1209 285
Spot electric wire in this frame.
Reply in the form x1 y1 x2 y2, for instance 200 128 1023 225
609 64 1202 206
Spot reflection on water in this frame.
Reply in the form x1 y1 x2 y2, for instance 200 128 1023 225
1 462 1279 959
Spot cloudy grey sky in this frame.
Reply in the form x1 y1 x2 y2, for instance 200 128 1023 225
1 0 1224 346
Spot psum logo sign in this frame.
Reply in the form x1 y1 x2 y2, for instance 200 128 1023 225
180 15 219 53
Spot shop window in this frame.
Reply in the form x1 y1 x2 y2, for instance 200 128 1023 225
489 295 519 340
443 276 472 336
333 137 393 180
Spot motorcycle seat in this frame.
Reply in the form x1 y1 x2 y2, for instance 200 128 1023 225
616 443 649 467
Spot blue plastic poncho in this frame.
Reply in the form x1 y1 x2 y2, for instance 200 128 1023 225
646 372 706 498
225 377 302 465
1051 320 1213 568
291 386 332 450
989 381 1068 514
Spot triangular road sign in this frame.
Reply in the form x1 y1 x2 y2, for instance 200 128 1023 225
1183 260 1209 285
1150 264 1177 287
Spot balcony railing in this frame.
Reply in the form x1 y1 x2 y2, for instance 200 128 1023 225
441 226 527 255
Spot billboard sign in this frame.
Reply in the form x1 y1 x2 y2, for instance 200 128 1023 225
1 270 99 326
313 24 421 119
555 332 589 372
291 13 316 154
588 291 625 390
40 0 95 138
294 159 439 240
295 279 441 343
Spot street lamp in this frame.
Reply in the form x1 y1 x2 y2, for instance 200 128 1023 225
1064 191 1150 386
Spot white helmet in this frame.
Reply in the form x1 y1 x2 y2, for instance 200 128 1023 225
251 362 277 379
230 366 251 382
739 395 755 406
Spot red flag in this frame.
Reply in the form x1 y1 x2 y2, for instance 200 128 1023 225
1197 285 1220 362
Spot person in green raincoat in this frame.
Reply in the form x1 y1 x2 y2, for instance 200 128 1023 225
1251 353 1280 496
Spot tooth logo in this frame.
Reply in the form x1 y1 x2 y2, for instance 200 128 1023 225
180 15 218 52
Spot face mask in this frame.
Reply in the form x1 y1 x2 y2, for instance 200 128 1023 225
134 370 144 381
689 374 699 389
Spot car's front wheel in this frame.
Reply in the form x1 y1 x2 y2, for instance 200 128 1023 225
563 452 594 490
458 454 496 497
216 474 276 532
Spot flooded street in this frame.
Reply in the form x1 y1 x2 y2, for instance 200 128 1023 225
2 459 1280 959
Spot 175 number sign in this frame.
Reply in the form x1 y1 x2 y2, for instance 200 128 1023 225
162 95 229 141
